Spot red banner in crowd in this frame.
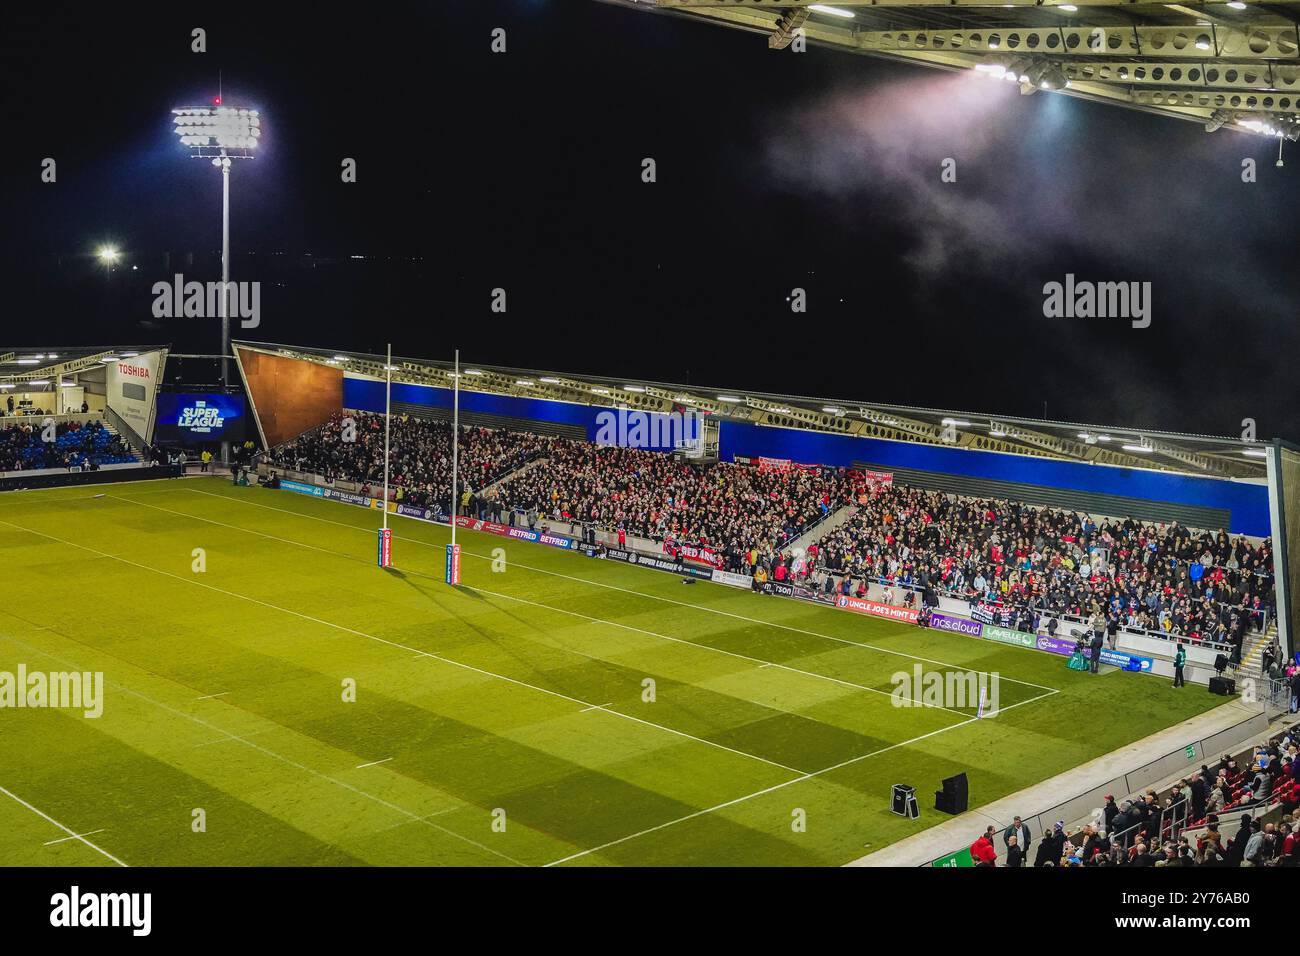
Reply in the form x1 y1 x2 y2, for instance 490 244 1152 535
757 456 793 473
755 456 821 475
663 540 724 568
863 470 894 487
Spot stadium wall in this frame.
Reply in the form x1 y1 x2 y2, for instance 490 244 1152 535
719 421 1270 536
342 377 685 450
0 464 184 491
240 348 344 447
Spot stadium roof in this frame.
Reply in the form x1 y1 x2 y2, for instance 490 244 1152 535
597 0 1300 140
0 346 166 387
236 340 1271 481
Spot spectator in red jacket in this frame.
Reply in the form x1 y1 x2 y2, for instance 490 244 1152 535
970 828 998 867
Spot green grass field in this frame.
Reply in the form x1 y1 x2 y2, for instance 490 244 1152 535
0 477 1224 866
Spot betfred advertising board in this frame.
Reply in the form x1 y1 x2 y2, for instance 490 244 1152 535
453 515 579 551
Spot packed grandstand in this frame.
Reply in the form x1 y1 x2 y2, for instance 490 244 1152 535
5 349 1299 875
260 411 1277 656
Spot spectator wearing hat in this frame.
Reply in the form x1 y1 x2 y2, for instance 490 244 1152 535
1034 823 1065 867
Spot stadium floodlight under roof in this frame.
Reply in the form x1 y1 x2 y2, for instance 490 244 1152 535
171 107 261 155
603 1 1300 141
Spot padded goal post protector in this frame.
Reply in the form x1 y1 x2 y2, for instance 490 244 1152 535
376 528 392 568
445 543 461 585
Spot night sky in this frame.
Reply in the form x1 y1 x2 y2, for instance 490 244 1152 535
1 0 1297 440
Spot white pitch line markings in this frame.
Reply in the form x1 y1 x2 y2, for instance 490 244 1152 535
0 514 805 778
117 491 971 717
0 632 526 868
44 828 107 846
179 486 1060 693
0 784 127 867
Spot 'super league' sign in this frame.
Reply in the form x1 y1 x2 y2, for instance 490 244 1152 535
176 400 225 433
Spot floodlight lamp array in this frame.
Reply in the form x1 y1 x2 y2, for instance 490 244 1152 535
172 107 262 150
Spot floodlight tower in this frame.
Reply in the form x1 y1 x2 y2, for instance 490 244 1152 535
171 98 261 463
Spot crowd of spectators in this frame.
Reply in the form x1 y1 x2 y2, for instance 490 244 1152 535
265 412 557 514
810 483 1275 646
266 412 859 572
971 725 1300 867
493 444 857 572
0 419 134 472
262 413 1277 647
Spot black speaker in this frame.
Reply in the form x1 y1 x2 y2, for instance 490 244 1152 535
891 784 919 818
1214 654 1229 674
935 773 969 814
1208 676 1235 696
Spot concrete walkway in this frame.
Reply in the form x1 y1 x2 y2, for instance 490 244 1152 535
847 697 1267 866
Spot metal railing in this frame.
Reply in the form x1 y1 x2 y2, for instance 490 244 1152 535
1108 799 1192 852
1265 678 1295 721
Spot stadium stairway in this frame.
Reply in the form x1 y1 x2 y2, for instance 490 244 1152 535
1234 623 1278 688
103 405 148 461
477 455 549 496
784 504 858 555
